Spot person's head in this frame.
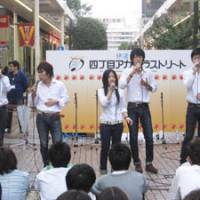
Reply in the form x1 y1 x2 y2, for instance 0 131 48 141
48 142 71 168
130 48 145 66
97 187 128 200
9 60 20 73
56 190 92 200
191 48 200 64
37 62 54 82
183 189 200 200
66 164 96 193
0 147 17 175
188 137 200 165
102 69 120 104
109 143 131 171
102 69 118 88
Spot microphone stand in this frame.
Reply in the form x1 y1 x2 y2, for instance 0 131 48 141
74 93 79 147
95 90 100 144
161 92 167 144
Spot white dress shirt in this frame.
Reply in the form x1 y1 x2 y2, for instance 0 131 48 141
183 69 200 104
0 75 14 106
169 163 200 200
119 68 157 103
98 88 127 123
35 167 71 200
34 79 69 113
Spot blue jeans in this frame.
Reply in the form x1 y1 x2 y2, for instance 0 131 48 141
0 106 7 146
100 123 123 170
180 103 200 164
36 113 63 166
128 103 154 164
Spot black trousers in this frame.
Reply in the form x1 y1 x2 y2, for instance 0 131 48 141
180 103 200 164
100 123 123 170
0 105 8 146
128 103 154 164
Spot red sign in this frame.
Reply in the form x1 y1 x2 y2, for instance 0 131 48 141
0 16 9 28
18 23 35 47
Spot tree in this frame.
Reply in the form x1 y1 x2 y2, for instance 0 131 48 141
72 17 107 50
148 16 193 49
118 42 132 50
66 0 92 17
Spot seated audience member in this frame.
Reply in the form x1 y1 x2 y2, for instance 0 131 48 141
92 143 147 200
35 142 71 200
56 190 92 200
0 147 30 200
183 189 200 200
66 164 96 200
169 137 200 200
97 187 128 200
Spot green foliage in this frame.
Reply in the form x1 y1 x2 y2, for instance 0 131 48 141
66 0 92 17
118 42 132 50
148 16 193 49
72 17 107 50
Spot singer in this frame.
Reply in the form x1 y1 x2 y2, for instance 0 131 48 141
119 48 158 174
98 69 132 174
180 48 200 164
31 62 69 166
0 66 13 146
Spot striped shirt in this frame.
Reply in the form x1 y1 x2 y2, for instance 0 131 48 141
0 169 30 200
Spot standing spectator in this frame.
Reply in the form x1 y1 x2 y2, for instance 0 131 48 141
6 60 28 134
35 142 72 200
0 147 30 200
0 66 13 146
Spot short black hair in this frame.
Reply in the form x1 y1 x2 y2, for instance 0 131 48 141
56 190 92 200
37 61 54 78
48 142 71 168
191 48 200 60
130 48 145 64
66 164 96 192
0 147 17 175
183 189 200 200
12 60 20 69
97 187 128 200
188 137 200 165
109 143 131 171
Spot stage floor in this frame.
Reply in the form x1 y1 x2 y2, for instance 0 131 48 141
4 114 181 200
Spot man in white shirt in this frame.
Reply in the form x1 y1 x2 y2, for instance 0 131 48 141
180 48 200 164
31 62 69 166
169 137 200 200
119 48 158 174
0 66 13 146
35 142 71 200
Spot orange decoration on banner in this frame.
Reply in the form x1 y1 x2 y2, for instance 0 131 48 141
18 23 35 47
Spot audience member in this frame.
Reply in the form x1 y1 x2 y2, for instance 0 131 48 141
35 142 71 200
96 187 128 200
92 143 147 200
169 137 200 199
0 147 29 200
66 163 96 200
56 190 91 200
